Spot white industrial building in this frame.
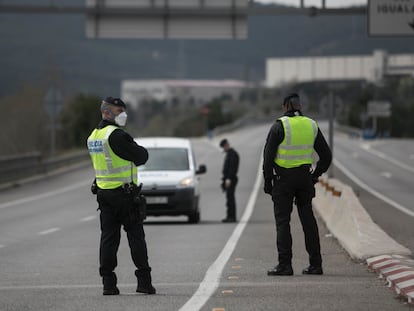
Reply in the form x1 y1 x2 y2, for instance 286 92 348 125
121 79 248 109
266 50 414 87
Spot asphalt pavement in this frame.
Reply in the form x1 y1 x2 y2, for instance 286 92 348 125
199 180 411 311
0 123 413 311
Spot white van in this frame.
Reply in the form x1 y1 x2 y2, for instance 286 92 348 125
134 137 206 223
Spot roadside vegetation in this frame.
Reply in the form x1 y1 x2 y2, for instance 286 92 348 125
1 76 414 158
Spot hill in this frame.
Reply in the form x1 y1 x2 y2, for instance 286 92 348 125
1 2 414 98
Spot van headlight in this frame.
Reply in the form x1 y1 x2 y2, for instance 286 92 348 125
179 177 194 188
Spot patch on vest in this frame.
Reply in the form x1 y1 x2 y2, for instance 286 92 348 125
88 140 104 153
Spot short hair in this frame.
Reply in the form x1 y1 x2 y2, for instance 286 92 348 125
219 139 228 148
283 93 301 110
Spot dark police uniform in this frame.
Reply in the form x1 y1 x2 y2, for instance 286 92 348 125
221 144 239 222
263 109 332 275
87 98 155 295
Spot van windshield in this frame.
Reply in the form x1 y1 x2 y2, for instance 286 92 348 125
140 148 190 171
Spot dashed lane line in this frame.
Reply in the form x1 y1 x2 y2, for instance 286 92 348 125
80 215 97 222
38 227 61 236
0 180 91 210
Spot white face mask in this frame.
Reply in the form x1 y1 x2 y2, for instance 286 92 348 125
114 111 128 126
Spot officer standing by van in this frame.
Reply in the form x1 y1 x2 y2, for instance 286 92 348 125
263 93 331 276
87 97 156 295
220 138 239 223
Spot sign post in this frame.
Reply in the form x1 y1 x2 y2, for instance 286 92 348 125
319 93 343 178
44 86 63 156
368 0 414 36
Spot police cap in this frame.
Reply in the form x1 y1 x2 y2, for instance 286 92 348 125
102 97 126 108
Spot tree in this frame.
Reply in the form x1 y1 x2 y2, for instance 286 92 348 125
59 94 101 149
0 84 48 156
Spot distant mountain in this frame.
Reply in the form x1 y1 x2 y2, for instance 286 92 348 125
1 2 414 98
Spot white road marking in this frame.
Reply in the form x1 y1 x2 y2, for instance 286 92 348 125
80 215 97 222
360 143 414 174
380 172 392 178
178 158 263 311
0 181 90 210
38 227 60 235
334 158 414 218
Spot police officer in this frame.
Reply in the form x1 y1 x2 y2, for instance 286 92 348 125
263 93 332 276
220 138 240 223
87 97 156 295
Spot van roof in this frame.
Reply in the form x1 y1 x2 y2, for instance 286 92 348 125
135 137 192 149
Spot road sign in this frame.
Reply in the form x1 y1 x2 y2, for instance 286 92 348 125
44 86 63 118
368 0 414 36
367 100 391 117
319 94 343 117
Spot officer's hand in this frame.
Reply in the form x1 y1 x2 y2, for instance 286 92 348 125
224 179 231 188
311 174 319 185
264 179 273 194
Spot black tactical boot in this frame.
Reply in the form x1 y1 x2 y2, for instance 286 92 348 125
267 264 293 276
135 269 156 294
102 272 119 295
302 265 323 275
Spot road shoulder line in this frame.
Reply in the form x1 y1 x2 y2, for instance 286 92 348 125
178 158 263 311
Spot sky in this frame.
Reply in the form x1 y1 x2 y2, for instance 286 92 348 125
256 0 367 8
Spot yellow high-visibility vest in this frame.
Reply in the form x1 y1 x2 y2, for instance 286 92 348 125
87 125 137 189
274 116 318 168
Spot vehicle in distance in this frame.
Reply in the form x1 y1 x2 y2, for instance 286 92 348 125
135 137 207 223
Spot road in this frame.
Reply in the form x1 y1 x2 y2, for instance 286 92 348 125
331 129 414 255
0 122 412 310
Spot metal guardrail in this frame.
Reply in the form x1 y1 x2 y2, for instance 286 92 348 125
0 150 90 186
336 124 363 138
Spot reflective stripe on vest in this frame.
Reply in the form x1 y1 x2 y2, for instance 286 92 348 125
274 116 318 168
87 125 137 189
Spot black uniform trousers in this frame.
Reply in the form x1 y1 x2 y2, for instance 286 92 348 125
97 188 151 288
271 166 322 268
225 177 238 220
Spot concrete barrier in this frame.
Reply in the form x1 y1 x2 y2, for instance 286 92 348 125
313 176 411 261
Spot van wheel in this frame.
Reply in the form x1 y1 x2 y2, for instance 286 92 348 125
188 211 200 224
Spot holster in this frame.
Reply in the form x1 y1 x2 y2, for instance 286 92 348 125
126 183 147 222
133 193 147 221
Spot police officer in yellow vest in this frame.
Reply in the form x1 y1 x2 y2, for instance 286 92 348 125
263 93 332 276
87 97 155 295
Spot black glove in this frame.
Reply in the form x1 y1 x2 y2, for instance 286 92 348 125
311 174 319 185
264 179 273 194
220 180 225 192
